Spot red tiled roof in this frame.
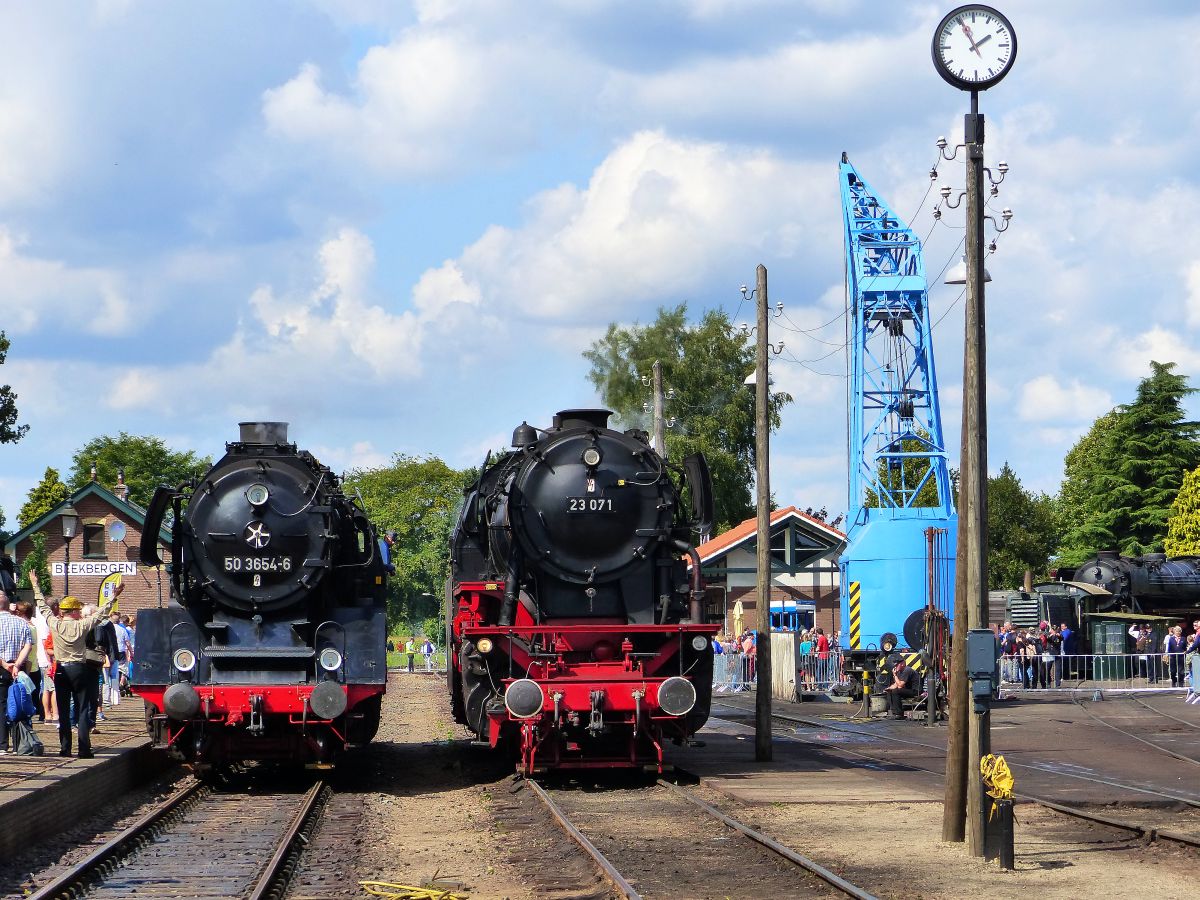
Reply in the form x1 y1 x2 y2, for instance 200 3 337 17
694 506 846 564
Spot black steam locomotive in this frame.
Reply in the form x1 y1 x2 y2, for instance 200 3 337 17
132 422 388 768
1068 550 1200 614
448 408 717 775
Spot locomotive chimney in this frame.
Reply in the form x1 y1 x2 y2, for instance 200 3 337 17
552 409 612 431
239 422 289 445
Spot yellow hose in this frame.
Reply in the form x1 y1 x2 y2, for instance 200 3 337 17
359 880 468 900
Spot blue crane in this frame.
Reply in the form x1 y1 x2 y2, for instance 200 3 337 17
837 153 957 701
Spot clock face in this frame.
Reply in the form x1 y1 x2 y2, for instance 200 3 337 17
932 5 1017 91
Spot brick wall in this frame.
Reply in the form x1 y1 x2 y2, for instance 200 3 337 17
14 493 171 620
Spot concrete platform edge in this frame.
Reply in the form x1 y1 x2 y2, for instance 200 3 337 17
0 742 173 858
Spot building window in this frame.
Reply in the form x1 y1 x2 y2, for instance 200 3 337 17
770 529 787 565
83 523 106 558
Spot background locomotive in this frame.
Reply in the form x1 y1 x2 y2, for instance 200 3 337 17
1065 551 1200 614
448 408 716 775
132 422 388 768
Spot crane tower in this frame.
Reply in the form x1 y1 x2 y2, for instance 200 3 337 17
837 154 957 700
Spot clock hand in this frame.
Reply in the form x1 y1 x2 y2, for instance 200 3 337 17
961 23 982 56
975 33 993 49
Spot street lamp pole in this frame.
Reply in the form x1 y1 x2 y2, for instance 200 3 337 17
60 504 79 597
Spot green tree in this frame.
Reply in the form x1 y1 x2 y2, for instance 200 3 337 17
987 462 1059 589
1165 466 1200 557
18 467 69 529
1107 361 1200 554
1056 409 1122 566
343 455 471 636
1057 362 1200 562
583 304 791 532
0 331 29 445
67 433 210 508
18 531 52 598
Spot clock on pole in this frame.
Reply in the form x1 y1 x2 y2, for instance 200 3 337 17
932 4 1017 92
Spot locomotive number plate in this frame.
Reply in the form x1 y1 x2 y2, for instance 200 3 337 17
567 497 615 514
223 555 294 573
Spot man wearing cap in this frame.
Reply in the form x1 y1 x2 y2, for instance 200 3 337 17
48 586 120 759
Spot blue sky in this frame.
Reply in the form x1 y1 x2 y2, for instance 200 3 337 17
1 0 1199 528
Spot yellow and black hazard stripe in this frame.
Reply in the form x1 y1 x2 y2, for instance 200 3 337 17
849 581 861 650
876 650 929 676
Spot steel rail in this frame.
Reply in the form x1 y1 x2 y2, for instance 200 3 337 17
248 779 329 900
657 779 879 900
729 703 1200 808
27 781 206 900
715 706 1200 850
1128 693 1200 729
525 778 643 900
1070 694 1200 768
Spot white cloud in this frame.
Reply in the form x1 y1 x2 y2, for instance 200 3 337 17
262 26 585 175
0 227 131 335
1017 375 1113 424
108 227 459 416
1186 261 1200 329
426 130 829 328
1115 328 1200 380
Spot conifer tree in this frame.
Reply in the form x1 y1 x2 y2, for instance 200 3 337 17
1109 361 1200 554
1057 362 1200 563
1164 466 1200 557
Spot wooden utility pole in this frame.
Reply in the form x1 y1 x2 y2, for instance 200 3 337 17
652 360 666 457
962 95 991 858
754 263 773 762
943 95 991 853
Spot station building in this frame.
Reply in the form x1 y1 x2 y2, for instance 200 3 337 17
5 474 172 618
695 506 846 637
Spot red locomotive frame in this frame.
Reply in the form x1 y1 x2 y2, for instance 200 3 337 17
452 580 718 775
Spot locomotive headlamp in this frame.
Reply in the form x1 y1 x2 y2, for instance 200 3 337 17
318 648 343 672
657 676 697 717
582 447 602 467
173 648 197 673
245 483 270 508
476 637 494 654
691 635 710 651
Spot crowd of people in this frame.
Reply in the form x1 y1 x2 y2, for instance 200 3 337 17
0 560 132 760
998 618 1200 696
711 627 845 691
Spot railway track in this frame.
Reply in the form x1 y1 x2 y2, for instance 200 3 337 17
714 699 1200 852
523 775 878 900
28 778 329 900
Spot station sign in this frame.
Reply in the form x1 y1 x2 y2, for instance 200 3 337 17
52 561 138 577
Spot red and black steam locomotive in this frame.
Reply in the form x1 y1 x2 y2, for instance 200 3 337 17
132 422 388 769
448 409 716 775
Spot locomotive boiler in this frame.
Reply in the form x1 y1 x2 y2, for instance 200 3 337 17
1068 550 1200 614
448 409 716 774
132 422 388 768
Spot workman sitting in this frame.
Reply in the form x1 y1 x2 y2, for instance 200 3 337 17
885 658 920 720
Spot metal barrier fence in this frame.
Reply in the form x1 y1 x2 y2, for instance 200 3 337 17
712 653 756 692
711 651 848 693
999 651 1197 692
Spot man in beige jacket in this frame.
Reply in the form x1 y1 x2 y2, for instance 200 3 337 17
47 586 120 759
